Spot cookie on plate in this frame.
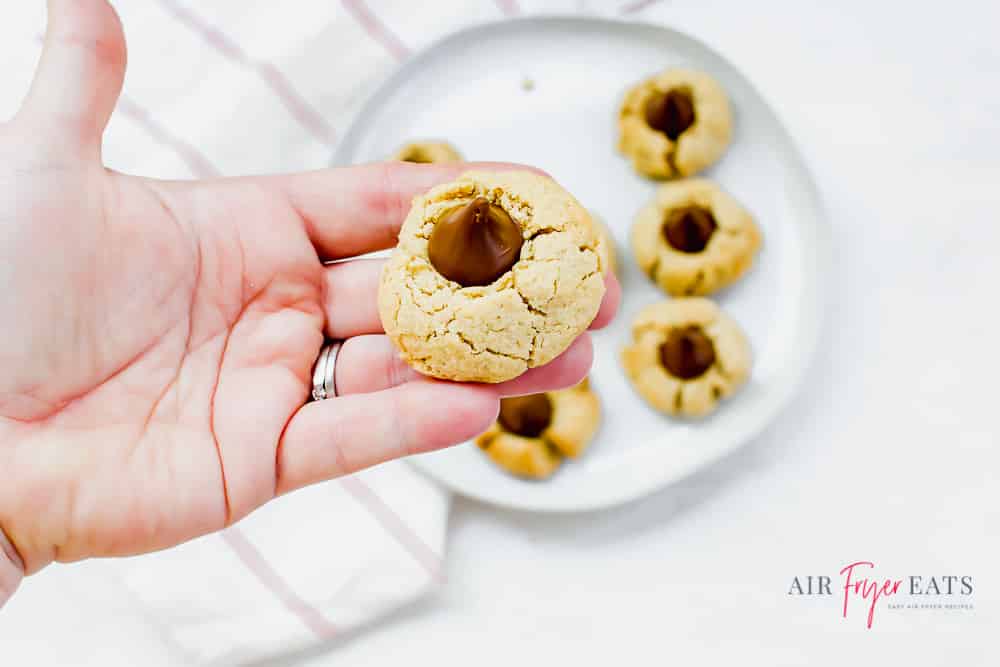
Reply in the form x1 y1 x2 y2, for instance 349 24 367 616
378 171 607 383
476 379 600 479
632 179 760 296
621 298 750 418
392 140 462 164
618 67 732 179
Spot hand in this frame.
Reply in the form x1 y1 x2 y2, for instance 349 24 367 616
0 0 620 580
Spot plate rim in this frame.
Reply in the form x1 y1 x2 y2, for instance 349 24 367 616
332 15 830 513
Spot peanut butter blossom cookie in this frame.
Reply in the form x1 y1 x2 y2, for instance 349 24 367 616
632 179 761 296
378 171 606 383
392 140 462 164
476 379 601 479
621 298 750 418
590 211 618 277
618 68 732 179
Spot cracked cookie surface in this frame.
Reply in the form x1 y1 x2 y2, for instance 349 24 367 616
618 68 732 179
476 378 601 479
632 179 761 296
590 211 618 277
621 298 750 418
378 171 606 383
392 140 462 163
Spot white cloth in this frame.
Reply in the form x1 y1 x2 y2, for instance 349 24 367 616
123 469 449 663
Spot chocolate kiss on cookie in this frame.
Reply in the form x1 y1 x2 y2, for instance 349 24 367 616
498 394 554 438
659 326 716 380
428 197 523 287
644 89 696 141
662 207 717 254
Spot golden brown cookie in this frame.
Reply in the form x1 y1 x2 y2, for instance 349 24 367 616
621 298 750 418
618 68 732 179
632 179 760 296
378 171 607 383
392 140 462 164
476 379 601 479
590 212 618 277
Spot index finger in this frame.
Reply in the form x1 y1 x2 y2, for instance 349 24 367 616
258 161 544 261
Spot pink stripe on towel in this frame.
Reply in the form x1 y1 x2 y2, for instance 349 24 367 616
222 528 339 639
340 0 410 61
620 0 665 14
495 0 522 16
340 477 444 583
155 0 337 146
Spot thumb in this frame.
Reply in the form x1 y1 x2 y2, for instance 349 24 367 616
18 0 127 157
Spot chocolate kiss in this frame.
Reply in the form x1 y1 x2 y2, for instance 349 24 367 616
659 326 716 379
428 197 523 287
644 89 696 141
498 393 554 438
662 206 717 253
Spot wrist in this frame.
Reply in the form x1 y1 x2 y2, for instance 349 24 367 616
0 525 24 607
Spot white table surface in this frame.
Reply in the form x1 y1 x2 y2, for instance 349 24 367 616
2 1 998 664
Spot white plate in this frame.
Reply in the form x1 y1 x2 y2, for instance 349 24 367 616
333 17 828 512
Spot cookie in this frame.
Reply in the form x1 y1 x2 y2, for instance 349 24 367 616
621 298 750 418
392 140 462 164
476 379 601 479
618 68 732 179
632 179 760 296
378 171 606 383
590 212 618 277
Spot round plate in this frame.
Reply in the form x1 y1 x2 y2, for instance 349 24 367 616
333 17 827 512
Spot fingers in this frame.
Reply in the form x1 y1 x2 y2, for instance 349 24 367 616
323 258 385 338
256 162 545 261
333 332 593 397
486 334 593 397
335 335 419 395
276 381 500 494
322 260 619 339
19 0 127 156
278 333 595 493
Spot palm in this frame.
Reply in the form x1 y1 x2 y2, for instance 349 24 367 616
2 144 331 564
0 0 616 578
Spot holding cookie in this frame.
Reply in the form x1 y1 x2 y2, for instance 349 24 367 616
378 171 606 383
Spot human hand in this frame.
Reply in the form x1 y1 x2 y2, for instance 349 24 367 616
0 0 620 587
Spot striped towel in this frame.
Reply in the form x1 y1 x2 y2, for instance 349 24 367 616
0 0 663 662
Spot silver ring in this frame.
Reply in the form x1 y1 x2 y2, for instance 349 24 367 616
311 341 343 401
